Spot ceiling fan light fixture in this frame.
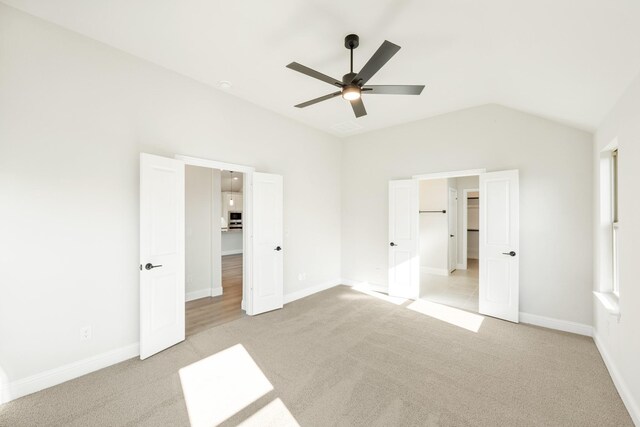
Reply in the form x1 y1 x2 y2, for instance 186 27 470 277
342 85 361 101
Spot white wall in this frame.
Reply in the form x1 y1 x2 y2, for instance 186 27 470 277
221 230 243 255
185 166 221 299
419 179 448 272
342 104 593 325
592 71 640 424
0 4 341 391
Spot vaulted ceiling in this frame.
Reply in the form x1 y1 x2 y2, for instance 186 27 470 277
4 0 640 135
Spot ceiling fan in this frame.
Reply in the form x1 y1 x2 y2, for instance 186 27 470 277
286 34 425 118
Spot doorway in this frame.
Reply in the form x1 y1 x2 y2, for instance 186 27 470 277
388 168 520 323
418 176 480 312
184 167 246 336
139 153 284 360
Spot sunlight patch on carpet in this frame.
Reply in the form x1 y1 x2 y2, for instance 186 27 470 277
179 344 273 426
407 299 485 332
238 398 299 426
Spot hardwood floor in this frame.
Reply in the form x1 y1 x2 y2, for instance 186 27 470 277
185 254 244 336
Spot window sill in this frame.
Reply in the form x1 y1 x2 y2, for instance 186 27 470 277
593 291 620 316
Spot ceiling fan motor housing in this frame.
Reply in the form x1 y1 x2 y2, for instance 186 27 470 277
345 34 359 50
343 72 357 85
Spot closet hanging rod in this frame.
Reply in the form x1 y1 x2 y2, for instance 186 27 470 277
419 210 446 213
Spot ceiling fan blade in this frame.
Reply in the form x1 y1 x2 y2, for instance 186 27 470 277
294 91 342 108
350 98 367 118
363 85 425 95
351 40 401 86
286 62 344 88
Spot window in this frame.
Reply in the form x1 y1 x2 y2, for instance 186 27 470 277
595 146 620 314
611 149 620 296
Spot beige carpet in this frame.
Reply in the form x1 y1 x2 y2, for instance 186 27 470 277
0 286 632 426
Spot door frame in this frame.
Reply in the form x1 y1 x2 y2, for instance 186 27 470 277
175 155 257 315
462 188 480 270
399 168 519 322
412 169 486 181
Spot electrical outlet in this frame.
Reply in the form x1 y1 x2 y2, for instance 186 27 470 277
298 273 306 281
80 326 92 341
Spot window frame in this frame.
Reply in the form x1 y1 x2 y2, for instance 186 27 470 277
611 149 620 297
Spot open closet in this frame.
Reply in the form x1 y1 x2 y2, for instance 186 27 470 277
418 176 480 312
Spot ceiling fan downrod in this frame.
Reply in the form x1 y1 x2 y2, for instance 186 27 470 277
345 33 359 75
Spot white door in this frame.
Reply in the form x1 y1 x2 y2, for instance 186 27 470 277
448 188 458 273
250 172 284 315
388 180 419 299
479 170 519 322
139 153 185 359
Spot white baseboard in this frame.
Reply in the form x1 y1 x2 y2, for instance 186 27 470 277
421 267 449 276
519 312 593 336
185 288 211 302
221 249 243 256
593 333 640 425
456 263 466 270
211 286 223 297
283 279 342 304
0 343 139 405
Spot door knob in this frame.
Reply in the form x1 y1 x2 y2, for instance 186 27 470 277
275 246 282 251
144 263 163 270
450 234 455 238
502 251 516 257
390 242 397 247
